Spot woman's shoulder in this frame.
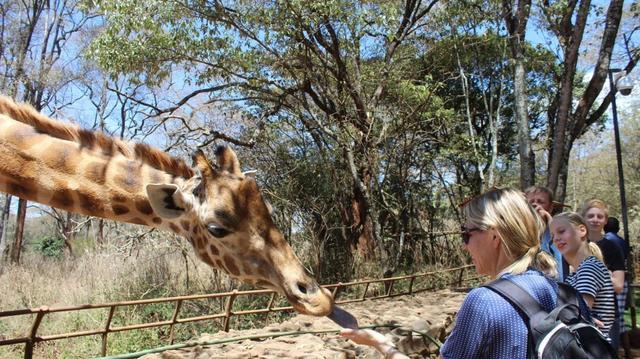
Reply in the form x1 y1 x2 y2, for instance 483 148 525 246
580 256 609 271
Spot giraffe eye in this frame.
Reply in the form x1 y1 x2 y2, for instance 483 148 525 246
207 224 230 238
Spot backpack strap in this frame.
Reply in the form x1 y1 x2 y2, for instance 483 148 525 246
484 278 544 320
484 278 542 359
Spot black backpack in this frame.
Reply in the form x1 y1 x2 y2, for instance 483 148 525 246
484 279 618 359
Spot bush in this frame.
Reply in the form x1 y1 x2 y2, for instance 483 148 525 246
35 235 65 258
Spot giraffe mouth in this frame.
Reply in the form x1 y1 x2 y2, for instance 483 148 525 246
282 281 334 316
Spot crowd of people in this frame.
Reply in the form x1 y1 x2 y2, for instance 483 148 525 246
340 186 631 358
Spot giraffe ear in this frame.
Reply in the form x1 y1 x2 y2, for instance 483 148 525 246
215 146 242 176
192 150 218 178
146 184 188 219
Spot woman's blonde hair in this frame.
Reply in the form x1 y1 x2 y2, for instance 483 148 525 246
551 212 604 261
580 199 609 219
463 187 557 278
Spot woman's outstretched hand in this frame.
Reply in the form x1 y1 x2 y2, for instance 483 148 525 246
340 328 390 347
340 328 409 358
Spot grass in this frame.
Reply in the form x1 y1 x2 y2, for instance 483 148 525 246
0 229 469 358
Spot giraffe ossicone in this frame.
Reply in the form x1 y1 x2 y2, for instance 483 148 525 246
0 96 333 316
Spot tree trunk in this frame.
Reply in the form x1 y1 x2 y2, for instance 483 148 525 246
0 194 12 261
502 0 535 190
9 198 27 264
514 60 535 188
543 0 625 203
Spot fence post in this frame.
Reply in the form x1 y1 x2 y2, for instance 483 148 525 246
25 306 47 359
408 276 415 295
385 279 394 296
333 283 342 301
267 292 276 310
169 300 183 344
223 290 238 332
456 266 464 287
361 282 370 300
101 306 116 356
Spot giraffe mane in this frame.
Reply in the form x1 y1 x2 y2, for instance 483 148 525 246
0 96 194 179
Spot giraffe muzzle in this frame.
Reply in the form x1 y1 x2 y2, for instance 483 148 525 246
283 280 334 316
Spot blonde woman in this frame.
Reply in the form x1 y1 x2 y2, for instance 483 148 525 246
549 212 616 340
581 199 625 350
341 187 561 358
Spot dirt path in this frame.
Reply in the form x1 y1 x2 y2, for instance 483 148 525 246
140 289 468 358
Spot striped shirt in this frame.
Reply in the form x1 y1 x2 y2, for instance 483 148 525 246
565 256 616 338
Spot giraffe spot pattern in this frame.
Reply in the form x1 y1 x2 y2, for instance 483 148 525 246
180 220 190 232
112 204 129 215
130 217 147 225
111 193 127 203
51 188 74 208
223 255 240 276
7 181 33 199
199 252 216 267
135 200 153 215
152 217 162 224
168 222 180 234
209 244 220 256
85 161 107 185
78 192 105 216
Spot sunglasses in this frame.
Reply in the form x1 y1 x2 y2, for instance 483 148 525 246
461 225 482 244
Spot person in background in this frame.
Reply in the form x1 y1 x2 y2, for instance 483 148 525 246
341 187 560 358
604 216 630 344
525 186 569 281
550 212 616 340
581 199 625 351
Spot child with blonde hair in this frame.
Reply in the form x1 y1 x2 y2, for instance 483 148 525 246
550 212 616 339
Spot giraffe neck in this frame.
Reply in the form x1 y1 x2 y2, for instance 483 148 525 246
0 97 193 230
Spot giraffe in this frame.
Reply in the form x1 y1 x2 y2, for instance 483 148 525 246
0 96 333 317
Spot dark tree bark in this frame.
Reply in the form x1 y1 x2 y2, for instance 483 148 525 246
9 198 26 264
544 0 631 202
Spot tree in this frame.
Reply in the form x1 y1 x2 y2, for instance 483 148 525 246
0 0 97 263
502 0 536 189
90 0 443 270
540 0 636 202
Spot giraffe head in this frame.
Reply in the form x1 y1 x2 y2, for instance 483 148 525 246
146 146 333 316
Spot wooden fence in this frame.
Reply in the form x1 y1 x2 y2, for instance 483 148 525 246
0 264 478 359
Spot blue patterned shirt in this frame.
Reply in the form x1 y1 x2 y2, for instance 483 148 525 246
440 270 558 359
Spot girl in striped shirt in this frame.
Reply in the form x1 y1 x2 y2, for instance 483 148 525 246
550 212 616 339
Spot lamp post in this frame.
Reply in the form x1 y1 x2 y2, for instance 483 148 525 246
607 68 633 249
607 68 635 344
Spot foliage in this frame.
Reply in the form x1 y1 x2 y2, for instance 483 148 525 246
35 235 66 258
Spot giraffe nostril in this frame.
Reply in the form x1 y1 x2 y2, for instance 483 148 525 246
297 282 308 295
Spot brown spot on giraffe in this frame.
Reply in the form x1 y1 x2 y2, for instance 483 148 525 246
199 251 216 267
7 181 33 199
215 259 225 270
47 143 78 175
152 217 162 225
135 199 154 215
78 192 105 216
112 204 129 215
168 222 181 234
111 193 127 203
86 161 107 185
180 220 190 232
209 244 220 256
51 188 74 209
223 255 240 276
130 217 147 226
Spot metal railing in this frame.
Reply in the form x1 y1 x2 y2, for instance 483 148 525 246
0 264 477 359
